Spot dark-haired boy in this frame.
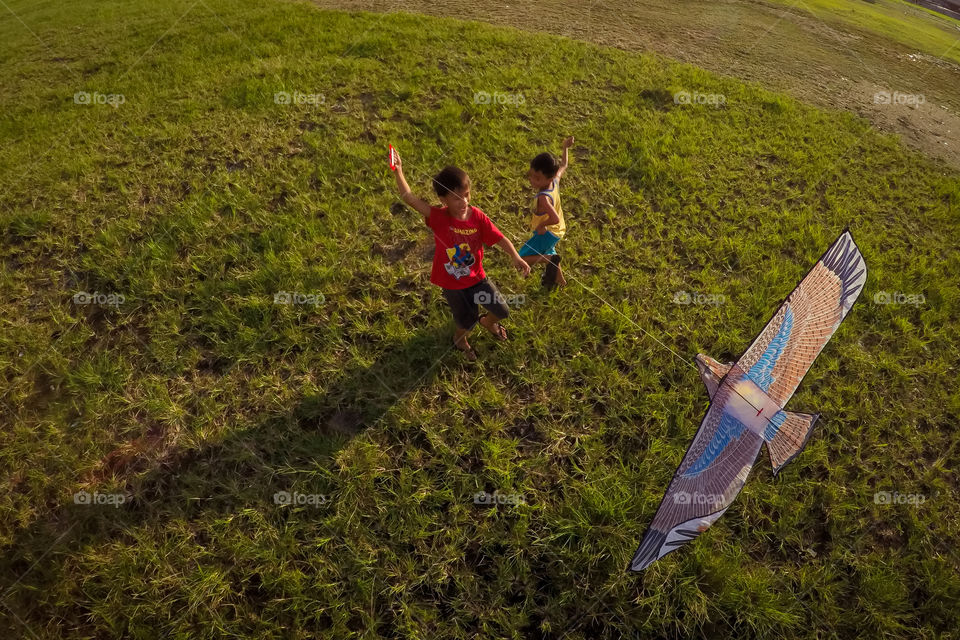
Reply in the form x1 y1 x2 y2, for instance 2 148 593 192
392 150 530 361
521 136 574 287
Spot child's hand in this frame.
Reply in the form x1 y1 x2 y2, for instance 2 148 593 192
535 225 547 235
392 148 403 172
514 257 531 278
562 136 575 149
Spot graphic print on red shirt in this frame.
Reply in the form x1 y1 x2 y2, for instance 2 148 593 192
426 205 504 290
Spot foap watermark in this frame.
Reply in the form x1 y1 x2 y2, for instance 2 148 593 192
273 491 329 506
873 91 925 106
873 291 925 306
274 291 325 306
74 490 129 508
673 490 724 505
473 90 526 106
473 290 525 307
274 91 325 106
673 291 726 306
73 291 125 308
874 491 926 505
74 91 125 108
673 90 726 106
473 491 525 506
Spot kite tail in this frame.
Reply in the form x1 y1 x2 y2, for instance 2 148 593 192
765 411 819 475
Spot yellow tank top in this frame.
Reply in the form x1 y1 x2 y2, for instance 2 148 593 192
529 178 564 237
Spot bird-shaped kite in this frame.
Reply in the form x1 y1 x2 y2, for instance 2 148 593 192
629 231 866 571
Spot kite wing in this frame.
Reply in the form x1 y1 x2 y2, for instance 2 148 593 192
629 374 763 571
737 231 866 407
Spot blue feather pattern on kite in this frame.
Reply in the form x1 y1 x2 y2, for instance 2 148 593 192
748 307 794 390
682 411 747 478
762 410 786 442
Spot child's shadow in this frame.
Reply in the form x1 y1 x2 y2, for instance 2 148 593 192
0 328 449 628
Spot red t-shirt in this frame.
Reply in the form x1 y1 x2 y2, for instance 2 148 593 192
426 205 504 289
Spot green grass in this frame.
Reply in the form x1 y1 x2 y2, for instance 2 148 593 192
310 0 960 169
771 0 960 65
1 0 959 637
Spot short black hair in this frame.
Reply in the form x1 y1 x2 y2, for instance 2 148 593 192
530 152 560 179
433 166 470 197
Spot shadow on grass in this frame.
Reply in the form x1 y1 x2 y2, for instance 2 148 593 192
0 327 451 632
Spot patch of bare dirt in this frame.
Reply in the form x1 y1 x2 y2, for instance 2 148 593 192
854 79 958 157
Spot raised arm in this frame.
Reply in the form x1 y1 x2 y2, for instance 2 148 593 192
555 135 574 180
392 150 432 221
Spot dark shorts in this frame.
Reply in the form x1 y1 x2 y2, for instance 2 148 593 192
441 278 510 330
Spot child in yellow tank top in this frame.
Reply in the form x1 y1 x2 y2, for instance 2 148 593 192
519 136 574 287
529 176 564 237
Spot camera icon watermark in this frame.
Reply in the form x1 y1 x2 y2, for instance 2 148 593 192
874 491 926 505
273 491 329 506
473 290 525 307
473 491 525 506
672 290 725 306
473 90 525 106
873 91 925 106
73 490 129 508
873 291 925 306
73 291 125 308
673 90 726 106
74 91 126 108
673 490 722 505
274 91 325 106
273 291 325 306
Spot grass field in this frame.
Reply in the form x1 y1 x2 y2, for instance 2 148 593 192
314 0 960 169
788 0 960 63
2 0 960 637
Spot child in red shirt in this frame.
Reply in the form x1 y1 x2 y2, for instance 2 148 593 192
392 150 530 360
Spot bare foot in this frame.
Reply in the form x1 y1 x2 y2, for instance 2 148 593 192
478 314 508 340
454 337 477 361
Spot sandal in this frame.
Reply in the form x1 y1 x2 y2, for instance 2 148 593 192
454 339 478 361
479 314 508 341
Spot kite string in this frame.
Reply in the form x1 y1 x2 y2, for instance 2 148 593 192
392 156 775 422
574 278 695 367
572 272 778 425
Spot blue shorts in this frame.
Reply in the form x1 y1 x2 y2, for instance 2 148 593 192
518 231 561 257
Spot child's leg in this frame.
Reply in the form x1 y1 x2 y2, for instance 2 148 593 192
551 255 567 287
442 287 480 358
543 253 565 288
555 262 566 286
453 326 471 347
473 279 510 340
525 232 561 285
518 233 552 268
